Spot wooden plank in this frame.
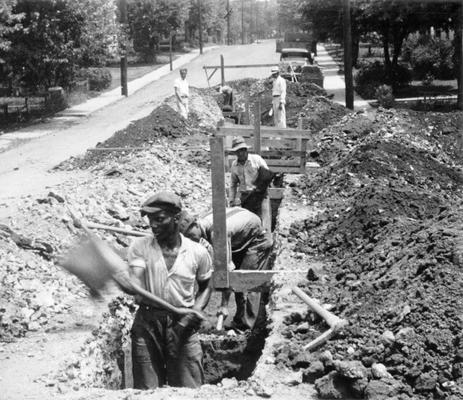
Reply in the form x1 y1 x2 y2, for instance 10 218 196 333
220 54 225 86
229 270 277 292
268 187 284 200
300 138 308 173
203 63 275 70
265 159 301 167
261 197 271 233
218 125 310 139
269 166 304 173
225 149 305 157
210 137 229 289
225 138 297 151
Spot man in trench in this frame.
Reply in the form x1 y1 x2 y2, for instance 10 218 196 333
174 68 189 119
178 207 273 331
229 137 274 218
128 191 213 389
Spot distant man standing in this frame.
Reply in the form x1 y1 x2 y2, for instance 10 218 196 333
128 191 213 389
271 66 287 128
229 137 273 217
174 68 189 119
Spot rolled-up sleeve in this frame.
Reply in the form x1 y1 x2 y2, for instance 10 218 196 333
127 239 147 269
196 246 213 282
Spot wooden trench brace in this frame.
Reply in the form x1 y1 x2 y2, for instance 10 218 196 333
211 116 347 350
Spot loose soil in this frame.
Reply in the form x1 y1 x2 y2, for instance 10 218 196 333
3 67 463 400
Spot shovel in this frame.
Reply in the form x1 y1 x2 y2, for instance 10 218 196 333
57 207 203 319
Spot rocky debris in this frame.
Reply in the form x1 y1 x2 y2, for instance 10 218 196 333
281 107 463 398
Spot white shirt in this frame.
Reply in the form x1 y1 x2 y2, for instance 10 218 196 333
230 153 268 196
174 77 189 97
272 75 287 104
128 234 212 307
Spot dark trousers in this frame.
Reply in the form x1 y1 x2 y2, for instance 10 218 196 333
231 232 273 330
131 306 204 389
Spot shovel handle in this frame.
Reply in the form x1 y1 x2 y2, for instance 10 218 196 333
216 314 224 331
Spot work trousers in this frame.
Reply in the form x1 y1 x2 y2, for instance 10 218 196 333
231 231 273 330
177 97 189 119
272 97 286 128
131 306 204 389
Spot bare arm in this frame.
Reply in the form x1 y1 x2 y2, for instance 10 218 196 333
193 278 213 311
230 170 239 204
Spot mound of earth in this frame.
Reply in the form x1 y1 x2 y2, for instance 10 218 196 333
55 87 222 170
278 107 463 399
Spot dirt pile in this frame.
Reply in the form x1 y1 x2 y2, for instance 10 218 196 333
278 108 463 399
224 77 347 131
55 87 222 170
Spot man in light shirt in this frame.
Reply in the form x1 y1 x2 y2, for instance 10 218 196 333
229 137 273 217
271 66 287 128
128 191 213 389
174 68 189 119
179 207 273 331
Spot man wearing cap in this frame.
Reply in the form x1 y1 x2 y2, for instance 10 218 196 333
271 66 287 128
174 68 189 119
128 191 213 389
229 137 273 217
179 207 273 331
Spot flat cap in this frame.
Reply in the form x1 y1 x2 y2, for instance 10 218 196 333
140 191 182 216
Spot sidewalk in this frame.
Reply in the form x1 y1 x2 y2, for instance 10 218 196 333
315 44 371 112
0 47 216 151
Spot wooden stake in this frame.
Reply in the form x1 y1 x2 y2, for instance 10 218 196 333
210 137 229 289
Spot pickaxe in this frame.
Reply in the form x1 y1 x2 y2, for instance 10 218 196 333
58 207 203 320
292 287 347 351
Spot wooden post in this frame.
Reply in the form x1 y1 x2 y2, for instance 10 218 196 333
198 0 203 55
342 0 354 110
210 137 229 289
122 344 133 388
220 54 225 86
169 31 173 71
299 139 308 173
458 1 463 110
253 100 261 154
119 0 128 97
245 100 250 125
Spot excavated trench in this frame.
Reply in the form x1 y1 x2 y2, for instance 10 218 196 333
111 197 282 388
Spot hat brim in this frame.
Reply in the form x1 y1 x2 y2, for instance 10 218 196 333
231 143 249 152
140 203 181 217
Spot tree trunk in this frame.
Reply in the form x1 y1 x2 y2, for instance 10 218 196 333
381 24 392 78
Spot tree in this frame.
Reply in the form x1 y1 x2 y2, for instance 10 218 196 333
72 0 119 67
0 0 23 51
127 0 189 62
4 0 84 90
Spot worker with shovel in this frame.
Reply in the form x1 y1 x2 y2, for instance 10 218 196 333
59 191 213 389
179 207 273 331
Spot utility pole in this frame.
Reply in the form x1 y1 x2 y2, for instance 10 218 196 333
119 0 128 96
342 0 354 110
458 0 463 110
198 0 203 54
227 0 231 45
241 0 244 44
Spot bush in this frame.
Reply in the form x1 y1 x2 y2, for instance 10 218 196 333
354 61 411 98
403 34 454 80
354 61 384 98
78 67 112 91
375 85 395 108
